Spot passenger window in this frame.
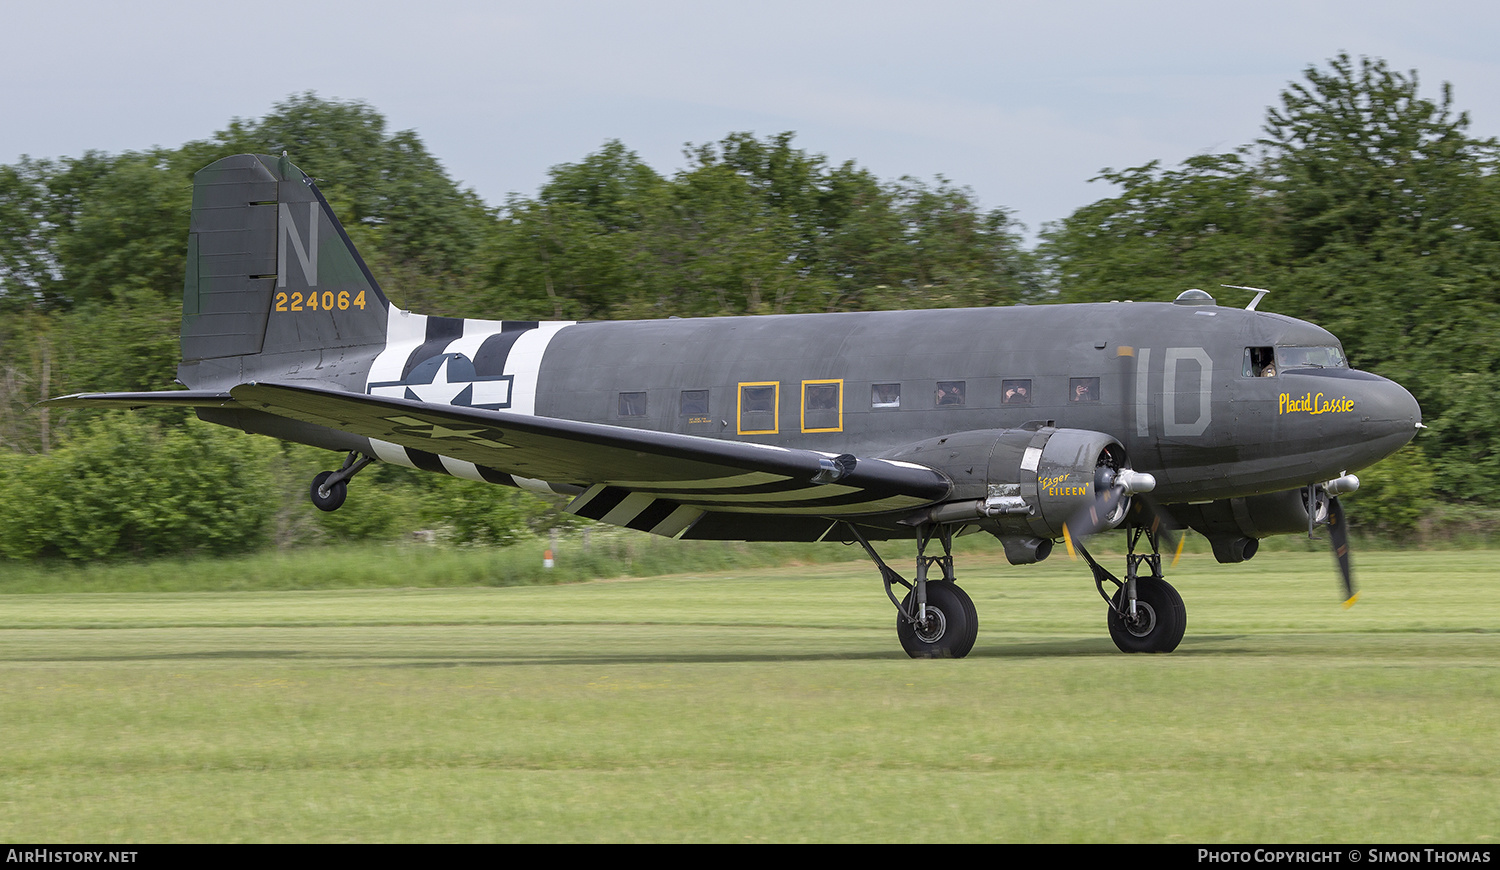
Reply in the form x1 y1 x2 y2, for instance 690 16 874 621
1244 347 1276 378
802 380 842 432
871 383 900 409
1002 379 1031 404
738 382 779 434
1069 377 1100 403
679 390 709 416
618 391 647 417
935 381 966 406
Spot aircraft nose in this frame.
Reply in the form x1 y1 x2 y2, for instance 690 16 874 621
1360 374 1422 454
1398 382 1422 429
1374 377 1421 427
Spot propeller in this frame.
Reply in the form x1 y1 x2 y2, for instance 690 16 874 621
1328 495 1357 607
1062 460 1161 558
1317 474 1360 607
1136 495 1186 567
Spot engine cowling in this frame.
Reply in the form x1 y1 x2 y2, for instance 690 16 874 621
1171 489 1328 563
878 426 1137 559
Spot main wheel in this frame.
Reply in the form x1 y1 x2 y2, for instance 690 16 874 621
309 471 348 512
1107 575 1186 653
897 582 979 659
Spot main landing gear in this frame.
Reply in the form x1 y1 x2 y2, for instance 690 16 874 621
1074 524 1186 653
847 520 1190 658
847 523 978 658
309 451 374 512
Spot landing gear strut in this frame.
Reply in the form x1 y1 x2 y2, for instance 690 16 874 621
847 523 978 659
310 451 374 512
1075 525 1186 653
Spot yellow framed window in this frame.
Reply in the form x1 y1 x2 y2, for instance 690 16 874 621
801 379 843 433
737 382 779 434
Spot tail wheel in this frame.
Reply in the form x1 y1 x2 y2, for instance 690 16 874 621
897 582 979 659
1107 575 1186 653
309 470 348 512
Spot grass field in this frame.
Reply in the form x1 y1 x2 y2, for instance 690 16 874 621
1 546 1497 842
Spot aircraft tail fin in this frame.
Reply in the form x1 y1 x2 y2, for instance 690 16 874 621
179 153 391 382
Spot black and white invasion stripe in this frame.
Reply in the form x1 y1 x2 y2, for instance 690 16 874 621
362 308 576 494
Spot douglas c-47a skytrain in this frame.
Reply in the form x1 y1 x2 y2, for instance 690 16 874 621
49 154 1423 658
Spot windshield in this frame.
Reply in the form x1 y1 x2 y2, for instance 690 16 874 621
1276 345 1347 370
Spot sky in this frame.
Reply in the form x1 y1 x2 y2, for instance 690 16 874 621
5 1 1500 241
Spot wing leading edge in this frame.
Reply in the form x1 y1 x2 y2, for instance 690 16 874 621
228 382 952 535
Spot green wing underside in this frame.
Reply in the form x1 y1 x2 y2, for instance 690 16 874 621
223 383 951 518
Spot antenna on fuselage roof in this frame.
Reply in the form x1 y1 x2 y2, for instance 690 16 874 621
1222 284 1271 311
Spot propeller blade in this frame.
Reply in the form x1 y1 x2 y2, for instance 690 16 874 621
1063 484 1126 547
1061 463 1159 560
1137 496 1185 568
1328 495 1358 607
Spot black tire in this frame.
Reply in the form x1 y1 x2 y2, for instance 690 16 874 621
309 471 348 512
896 582 979 659
1107 575 1186 653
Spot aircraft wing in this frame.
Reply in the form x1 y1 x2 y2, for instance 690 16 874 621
229 383 952 531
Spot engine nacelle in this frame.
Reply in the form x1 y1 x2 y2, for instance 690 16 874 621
879 426 1136 554
998 535 1054 565
1172 489 1328 564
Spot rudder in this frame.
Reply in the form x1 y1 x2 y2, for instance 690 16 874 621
180 154 390 367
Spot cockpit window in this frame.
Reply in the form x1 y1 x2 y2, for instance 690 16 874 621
1244 347 1276 378
1276 346 1347 370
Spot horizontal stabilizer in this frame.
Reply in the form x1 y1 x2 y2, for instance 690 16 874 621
43 390 236 409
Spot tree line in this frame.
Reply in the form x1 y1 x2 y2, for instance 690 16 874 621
1039 55 1500 509
2 54 1495 559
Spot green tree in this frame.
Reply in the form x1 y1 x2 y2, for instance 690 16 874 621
0 415 278 560
51 285 183 395
55 151 192 307
1259 54 1500 379
883 175 1035 309
1347 443 1438 535
0 151 122 311
1257 56 1500 499
483 132 1035 320
1042 55 1500 508
485 140 669 320
0 159 58 312
1037 153 1277 303
206 93 499 314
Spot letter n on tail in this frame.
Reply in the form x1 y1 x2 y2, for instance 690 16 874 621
279 202 318 287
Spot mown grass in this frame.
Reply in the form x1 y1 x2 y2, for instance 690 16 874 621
1 546 1497 842
0 533 878 594
0 522 1450 596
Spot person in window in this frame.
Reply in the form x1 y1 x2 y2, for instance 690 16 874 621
1261 362 1276 377
1003 382 1029 404
1072 381 1095 402
936 383 965 406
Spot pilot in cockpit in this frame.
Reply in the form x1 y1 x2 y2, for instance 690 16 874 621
1245 346 1277 378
